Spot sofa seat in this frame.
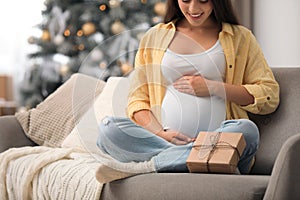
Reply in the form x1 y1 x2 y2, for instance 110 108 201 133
101 173 269 200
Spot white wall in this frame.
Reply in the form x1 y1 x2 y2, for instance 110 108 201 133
0 1 44 101
232 0 252 30
254 0 300 67
0 1 44 78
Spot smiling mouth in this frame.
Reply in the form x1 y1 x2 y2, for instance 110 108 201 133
188 13 203 18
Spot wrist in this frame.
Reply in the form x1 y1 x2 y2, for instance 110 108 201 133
208 80 225 98
155 129 165 137
140 122 163 136
156 129 172 142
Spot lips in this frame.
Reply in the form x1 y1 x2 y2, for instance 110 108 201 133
187 12 203 19
189 13 202 17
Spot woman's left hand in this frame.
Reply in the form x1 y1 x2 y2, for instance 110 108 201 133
173 75 212 97
157 129 194 145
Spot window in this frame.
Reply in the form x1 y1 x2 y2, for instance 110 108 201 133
0 1 44 80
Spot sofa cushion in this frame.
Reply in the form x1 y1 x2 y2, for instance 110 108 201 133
0 116 36 153
61 76 130 153
101 173 269 200
15 73 105 147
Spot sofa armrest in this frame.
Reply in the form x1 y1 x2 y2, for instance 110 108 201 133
263 134 300 200
0 115 36 153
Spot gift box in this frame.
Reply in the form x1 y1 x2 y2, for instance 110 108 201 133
0 75 14 101
186 132 246 174
0 101 17 116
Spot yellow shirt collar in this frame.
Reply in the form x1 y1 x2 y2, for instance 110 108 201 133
165 20 234 36
222 23 234 36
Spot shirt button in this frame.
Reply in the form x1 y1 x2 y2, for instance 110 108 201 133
267 96 271 100
229 65 233 68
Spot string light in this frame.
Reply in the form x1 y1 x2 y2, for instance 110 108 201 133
78 44 85 51
64 29 71 37
99 4 106 11
77 30 83 37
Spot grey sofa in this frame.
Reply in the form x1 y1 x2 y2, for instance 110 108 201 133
1 67 300 200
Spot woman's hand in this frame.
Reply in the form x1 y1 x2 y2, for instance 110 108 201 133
156 129 194 145
173 75 212 97
133 110 193 145
173 75 254 105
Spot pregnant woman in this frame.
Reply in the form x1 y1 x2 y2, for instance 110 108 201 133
97 0 279 174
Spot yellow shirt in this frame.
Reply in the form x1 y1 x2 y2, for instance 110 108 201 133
127 21 280 122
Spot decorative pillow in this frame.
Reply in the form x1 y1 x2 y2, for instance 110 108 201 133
15 73 106 147
61 76 130 154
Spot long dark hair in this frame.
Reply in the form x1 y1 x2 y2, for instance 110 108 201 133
164 0 240 26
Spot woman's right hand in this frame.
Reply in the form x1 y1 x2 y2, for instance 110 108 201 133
156 129 194 145
133 110 194 145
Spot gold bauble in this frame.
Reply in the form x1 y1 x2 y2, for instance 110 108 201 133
99 61 107 69
41 30 51 41
154 2 167 17
121 62 133 75
82 22 97 36
111 21 125 35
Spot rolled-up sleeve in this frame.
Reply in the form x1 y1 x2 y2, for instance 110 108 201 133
242 82 279 114
240 33 280 115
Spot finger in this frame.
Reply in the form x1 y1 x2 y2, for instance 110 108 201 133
175 133 193 143
173 79 192 88
170 138 189 145
174 77 190 85
181 76 192 80
173 84 191 90
175 87 196 95
173 81 186 88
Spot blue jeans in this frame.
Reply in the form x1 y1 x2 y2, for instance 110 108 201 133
97 116 259 174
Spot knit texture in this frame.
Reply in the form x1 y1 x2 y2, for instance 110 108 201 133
15 73 105 147
0 146 102 200
0 146 155 199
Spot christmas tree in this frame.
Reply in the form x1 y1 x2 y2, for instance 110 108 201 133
20 0 166 108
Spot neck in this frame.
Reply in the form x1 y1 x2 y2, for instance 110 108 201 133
179 17 219 31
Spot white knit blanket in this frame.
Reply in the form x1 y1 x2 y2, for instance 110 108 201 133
0 146 155 200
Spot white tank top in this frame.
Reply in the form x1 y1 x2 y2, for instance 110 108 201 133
161 40 226 138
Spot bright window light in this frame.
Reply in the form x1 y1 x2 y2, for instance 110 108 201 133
0 1 44 79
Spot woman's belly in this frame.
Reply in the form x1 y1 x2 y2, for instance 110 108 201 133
161 86 226 138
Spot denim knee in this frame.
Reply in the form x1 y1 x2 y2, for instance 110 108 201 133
218 119 259 147
216 119 259 173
